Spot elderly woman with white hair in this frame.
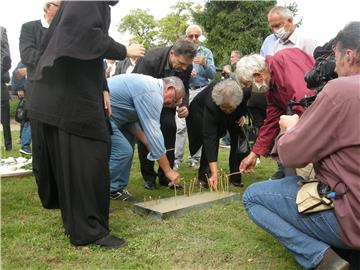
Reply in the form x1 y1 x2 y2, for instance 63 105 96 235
186 79 250 189
236 48 315 175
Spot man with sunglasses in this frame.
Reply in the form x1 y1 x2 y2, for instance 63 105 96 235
133 38 196 190
174 25 216 171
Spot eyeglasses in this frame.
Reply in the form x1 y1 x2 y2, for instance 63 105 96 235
187 34 200 39
49 2 59 7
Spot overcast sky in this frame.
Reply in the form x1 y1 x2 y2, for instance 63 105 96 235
1 0 359 71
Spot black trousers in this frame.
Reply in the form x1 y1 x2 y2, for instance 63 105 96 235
198 129 248 183
138 107 176 183
1 99 12 150
247 92 267 129
35 122 110 245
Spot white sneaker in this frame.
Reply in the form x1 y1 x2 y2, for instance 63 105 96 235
189 160 199 170
173 160 181 170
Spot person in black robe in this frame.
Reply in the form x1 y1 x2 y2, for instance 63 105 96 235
28 1 145 248
1 26 12 151
187 79 250 189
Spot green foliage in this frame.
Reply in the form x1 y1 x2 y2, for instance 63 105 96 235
157 1 202 46
117 1 201 48
193 0 276 67
117 9 158 49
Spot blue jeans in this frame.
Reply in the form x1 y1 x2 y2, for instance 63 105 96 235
21 121 31 147
109 120 135 192
243 176 346 269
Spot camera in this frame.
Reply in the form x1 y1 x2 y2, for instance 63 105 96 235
304 55 337 92
288 39 338 113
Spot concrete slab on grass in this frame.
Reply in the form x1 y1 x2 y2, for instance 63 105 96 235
133 192 240 219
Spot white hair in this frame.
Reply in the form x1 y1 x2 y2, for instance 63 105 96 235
185 25 203 36
211 79 243 109
236 54 266 83
268 6 293 20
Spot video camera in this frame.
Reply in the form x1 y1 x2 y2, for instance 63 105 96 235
288 39 338 113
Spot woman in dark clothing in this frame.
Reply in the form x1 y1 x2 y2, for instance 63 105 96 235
187 79 250 189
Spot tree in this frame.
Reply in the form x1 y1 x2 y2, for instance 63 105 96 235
157 1 202 46
193 1 276 68
117 9 158 49
117 1 201 48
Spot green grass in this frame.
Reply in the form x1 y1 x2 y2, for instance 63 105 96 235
1 132 301 270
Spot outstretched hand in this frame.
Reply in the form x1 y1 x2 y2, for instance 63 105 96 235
126 43 145 58
165 170 180 185
239 151 258 174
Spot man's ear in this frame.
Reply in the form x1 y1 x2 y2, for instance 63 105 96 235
346 49 358 64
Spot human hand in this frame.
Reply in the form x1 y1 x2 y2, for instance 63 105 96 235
191 68 197 77
193 56 207 66
103 90 112 117
279 114 299 132
236 116 246 127
239 151 258 174
17 90 25 99
208 174 218 191
177 106 188 118
15 68 27 80
223 65 231 74
165 169 180 185
126 43 145 58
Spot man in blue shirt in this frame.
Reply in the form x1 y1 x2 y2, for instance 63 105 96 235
108 74 184 201
175 25 216 170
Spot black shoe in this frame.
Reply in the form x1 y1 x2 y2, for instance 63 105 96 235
19 145 32 155
198 180 209 189
159 180 183 190
315 248 349 270
110 189 135 202
168 183 183 190
144 180 156 190
93 234 126 249
270 170 285 180
230 180 244 187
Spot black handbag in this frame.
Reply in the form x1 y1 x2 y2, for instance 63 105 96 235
236 116 259 154
15 99 28 123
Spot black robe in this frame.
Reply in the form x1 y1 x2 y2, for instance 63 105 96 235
26 1 130 246
28 1 127 143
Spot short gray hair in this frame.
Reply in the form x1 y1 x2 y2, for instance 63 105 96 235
236 54 266 83
163 76 185 97
211 79 243 109
185 25 203 36
268 6 293 20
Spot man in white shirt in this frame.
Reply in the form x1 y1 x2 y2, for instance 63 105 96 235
268 6 317 56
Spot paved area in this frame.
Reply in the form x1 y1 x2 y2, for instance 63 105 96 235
0 119 21 132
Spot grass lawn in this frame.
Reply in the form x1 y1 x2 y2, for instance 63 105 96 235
1 130 301 270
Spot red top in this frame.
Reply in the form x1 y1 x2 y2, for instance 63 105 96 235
252 48 315 156
276 75 360 248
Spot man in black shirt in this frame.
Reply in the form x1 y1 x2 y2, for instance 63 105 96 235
133 38 196 190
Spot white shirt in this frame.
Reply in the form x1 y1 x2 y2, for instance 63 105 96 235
272 27 317 57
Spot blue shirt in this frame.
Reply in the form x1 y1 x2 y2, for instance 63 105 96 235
190 45 216 88
260 34 278 57
107 73 166 161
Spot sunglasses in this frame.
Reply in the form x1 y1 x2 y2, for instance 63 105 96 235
187 34 200 39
